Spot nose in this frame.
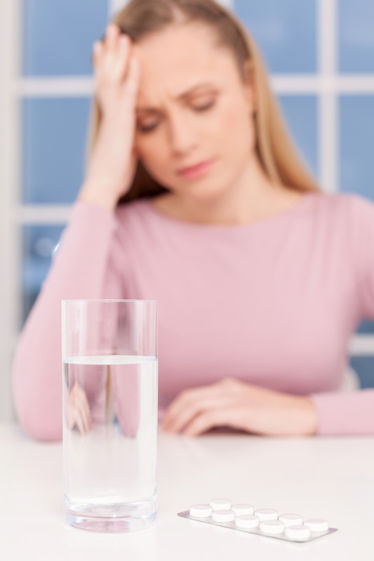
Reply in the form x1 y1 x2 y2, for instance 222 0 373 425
166 110 197 156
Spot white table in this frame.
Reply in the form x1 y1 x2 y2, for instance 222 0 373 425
2 423 374 560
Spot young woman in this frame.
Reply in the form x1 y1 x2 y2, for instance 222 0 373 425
12 0 374 440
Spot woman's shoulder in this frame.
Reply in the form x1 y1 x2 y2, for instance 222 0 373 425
115 197 152 217
114 197 155 227
308 192 374 255
112 192 374 233
308 190 374 221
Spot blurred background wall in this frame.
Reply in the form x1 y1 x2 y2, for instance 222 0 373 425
1 0 374 419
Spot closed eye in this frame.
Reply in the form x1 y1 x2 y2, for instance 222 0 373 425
192 100 216 112
137 121 160 133
137 98 217 133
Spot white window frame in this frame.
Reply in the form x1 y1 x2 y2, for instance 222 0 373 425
0 0 21 421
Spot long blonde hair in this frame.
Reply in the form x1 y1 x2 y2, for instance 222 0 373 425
87 0 320 206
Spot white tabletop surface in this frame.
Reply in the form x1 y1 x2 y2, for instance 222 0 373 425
2 422 374 560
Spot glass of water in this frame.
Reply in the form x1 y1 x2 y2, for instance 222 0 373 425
61 299 158 532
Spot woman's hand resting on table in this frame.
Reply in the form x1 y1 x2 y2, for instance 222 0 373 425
161 378 318 437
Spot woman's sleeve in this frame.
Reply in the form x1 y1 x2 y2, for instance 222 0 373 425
310 390 374 435
12 201 124 441
310 194 374 435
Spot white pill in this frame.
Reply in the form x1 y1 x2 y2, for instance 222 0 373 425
212 509 235 523
210 498 232 511
260 520 284 535
278 513 303 527
304 518 329 532
232 504 254 516
235 515 259 530
189 504 212 518
254 508 278 521
285 525 312 541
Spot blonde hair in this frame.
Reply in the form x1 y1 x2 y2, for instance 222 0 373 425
87 0 320 206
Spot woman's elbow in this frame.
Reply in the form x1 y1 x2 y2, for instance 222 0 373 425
14 402 62 441
12 374 62 442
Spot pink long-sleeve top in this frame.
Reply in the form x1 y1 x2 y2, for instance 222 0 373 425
12 191 374 440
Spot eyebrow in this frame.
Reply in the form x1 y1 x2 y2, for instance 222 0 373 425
136 82 217 112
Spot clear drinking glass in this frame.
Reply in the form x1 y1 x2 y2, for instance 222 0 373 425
61 299 158 532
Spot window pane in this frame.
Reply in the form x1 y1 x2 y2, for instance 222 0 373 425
356 320 374 334
350 356 374 389
278 95 318 178
234 0 317 73
22 0 109 76
339 95 374 202
339 0 374 73
22 98 91 204
22 225 65 326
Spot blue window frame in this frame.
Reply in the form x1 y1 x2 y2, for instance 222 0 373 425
350 356 374 389
339 95 374 202
22 97 91 204
278 95 318 178
234 0 317 73
22 225 65 325
339 0 374 73
22 0 109 76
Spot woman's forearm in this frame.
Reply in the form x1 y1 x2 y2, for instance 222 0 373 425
310 389 374 435
12 201 117 441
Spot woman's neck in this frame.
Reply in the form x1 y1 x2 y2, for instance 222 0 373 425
151 156 304 226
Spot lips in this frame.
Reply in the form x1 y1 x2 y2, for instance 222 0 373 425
177 159 216 179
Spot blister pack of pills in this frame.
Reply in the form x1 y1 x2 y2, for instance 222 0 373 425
178 498 338 543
